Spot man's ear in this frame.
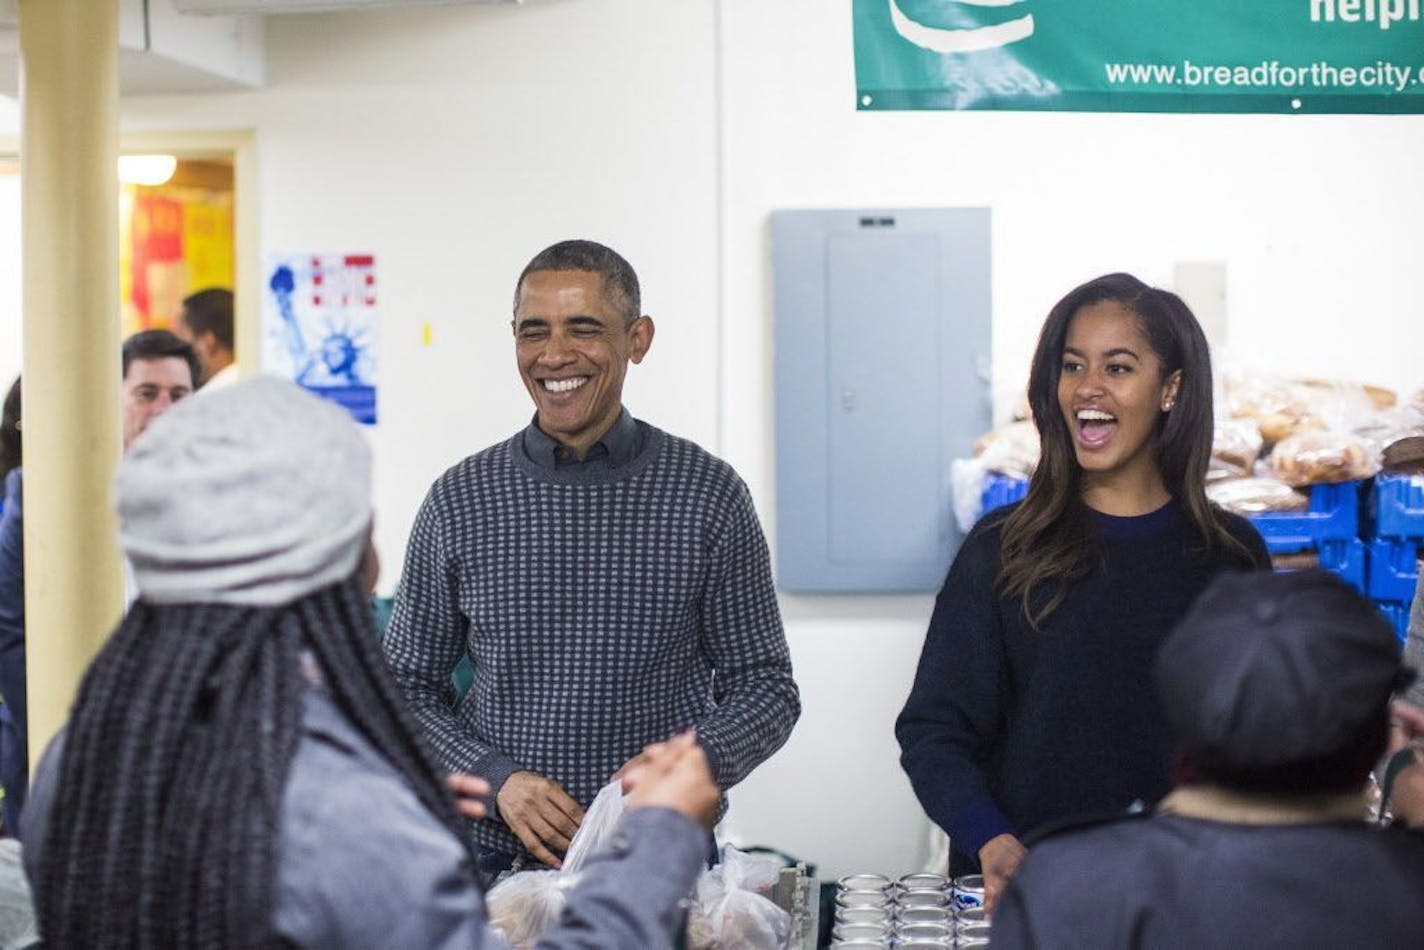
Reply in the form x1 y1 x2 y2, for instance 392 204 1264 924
629 316 654 365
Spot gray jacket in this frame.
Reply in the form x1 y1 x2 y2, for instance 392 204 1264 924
994 792 1424 948
1404 572 1424 707
22 685 707 948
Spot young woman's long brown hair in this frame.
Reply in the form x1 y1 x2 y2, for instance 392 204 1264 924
998 273 1255 626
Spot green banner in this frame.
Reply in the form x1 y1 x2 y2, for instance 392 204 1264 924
854 0 1424 113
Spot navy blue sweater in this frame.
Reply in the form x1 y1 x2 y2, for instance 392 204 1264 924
895 499 1269 871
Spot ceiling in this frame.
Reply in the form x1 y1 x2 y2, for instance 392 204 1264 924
0 0 524 99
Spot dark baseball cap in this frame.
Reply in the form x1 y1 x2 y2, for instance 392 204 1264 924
1156 569 1412 773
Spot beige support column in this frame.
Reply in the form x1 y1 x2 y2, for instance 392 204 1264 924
19 0 124 761
234 137 260 377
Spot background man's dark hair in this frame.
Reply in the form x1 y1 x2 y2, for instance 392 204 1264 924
122 329 200 386
513 239 641 323
1 376 19 480
181 287 235 351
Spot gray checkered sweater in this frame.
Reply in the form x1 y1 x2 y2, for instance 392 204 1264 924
385 424 800 858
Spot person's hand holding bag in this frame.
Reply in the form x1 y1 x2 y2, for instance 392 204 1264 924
620 731 720 829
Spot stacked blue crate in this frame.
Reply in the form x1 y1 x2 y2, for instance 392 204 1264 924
1368 537 1420 602
1374 473 1424 540
980 473 1029 519
1249 481 1367 594
1377 601 1412 644
1367 474 1424 642
1249 481 1359 555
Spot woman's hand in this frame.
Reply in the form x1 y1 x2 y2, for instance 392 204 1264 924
620 731 720 829
446 773 490 820
978 833 1027 918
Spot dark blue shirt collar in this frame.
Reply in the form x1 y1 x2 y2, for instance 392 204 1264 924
521 408 641 471
1091 496 1183 541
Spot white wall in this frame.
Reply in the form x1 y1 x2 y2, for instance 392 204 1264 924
1 0 1422 880
0 94 20 391
0 170 19 392
116 0 722 597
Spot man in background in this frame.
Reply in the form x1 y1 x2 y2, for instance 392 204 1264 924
121 329 198 452
173 287 237 390
0 377 24 833
994 570 1424 948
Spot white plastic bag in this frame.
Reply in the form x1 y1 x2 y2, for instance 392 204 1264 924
1206 476 1309 515
1211 417 1264 479
950 457 988 535
0 840 37 950
974 420 1040 479
686 846 790 950
485 870 576 949
1270 429 1379 486
486 781 627 947
562 780 626 873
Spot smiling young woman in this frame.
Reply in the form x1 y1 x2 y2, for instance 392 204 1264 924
896 273 1270 915
1001 274 1259 623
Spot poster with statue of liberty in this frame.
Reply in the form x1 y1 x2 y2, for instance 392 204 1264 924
262 253 377 424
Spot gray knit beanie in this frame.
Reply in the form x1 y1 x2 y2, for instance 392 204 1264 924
116 376 372 606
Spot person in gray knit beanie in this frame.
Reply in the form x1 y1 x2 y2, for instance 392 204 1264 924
117 375 371 606
20 375 719 950
20 376 476 948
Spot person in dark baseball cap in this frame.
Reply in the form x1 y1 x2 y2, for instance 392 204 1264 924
1158 568 1414 797
992 569 1424 949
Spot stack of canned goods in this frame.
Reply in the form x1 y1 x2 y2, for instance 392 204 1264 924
830 872 992 947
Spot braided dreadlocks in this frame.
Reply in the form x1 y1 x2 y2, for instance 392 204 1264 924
37 575 471 949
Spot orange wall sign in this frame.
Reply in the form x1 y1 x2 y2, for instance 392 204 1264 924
119 184 234 336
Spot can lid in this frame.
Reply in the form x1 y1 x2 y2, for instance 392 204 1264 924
837 873 892 891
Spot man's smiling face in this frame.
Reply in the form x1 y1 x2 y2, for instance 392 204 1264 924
513 269 653 459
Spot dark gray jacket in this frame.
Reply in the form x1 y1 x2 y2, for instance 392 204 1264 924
1402 572 1424 707
994 802 1424 948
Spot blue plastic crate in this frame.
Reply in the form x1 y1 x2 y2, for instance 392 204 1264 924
981 473 1029 516
1375 600 1411 644
1373 474 1424 542
1319 538 1368 594
1272 538 1367 594
1368 537 1421 602
1248 480 1361 555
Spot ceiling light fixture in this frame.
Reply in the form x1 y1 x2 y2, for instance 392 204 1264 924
117 155 178 186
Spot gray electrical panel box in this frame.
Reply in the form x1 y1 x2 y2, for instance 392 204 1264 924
772 208 991 593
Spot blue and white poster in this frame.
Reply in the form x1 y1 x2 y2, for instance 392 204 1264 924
262 253 378 424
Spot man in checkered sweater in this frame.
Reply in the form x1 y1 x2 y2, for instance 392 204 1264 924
385 240 799 868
